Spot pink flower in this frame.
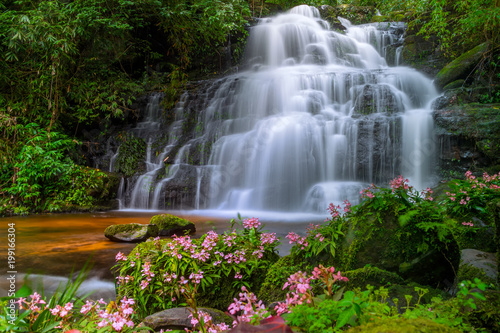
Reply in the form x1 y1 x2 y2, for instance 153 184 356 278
115 252 127 261
243 217 261 229
234 272 242 279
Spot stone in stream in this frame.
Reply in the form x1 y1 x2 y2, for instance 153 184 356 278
149 213 196 236
104 223 159 242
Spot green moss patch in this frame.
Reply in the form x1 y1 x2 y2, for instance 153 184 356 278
104 223 158 242
347 317 461 332
149 214 196 236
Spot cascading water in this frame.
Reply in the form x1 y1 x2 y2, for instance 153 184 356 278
121 5 437 215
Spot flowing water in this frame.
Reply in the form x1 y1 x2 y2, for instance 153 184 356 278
122 5 437 216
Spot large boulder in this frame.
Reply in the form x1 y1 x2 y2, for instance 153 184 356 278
339 205 460 288
142 307 231 331
458 249 497 284
149 213 196 236
433 102 500 176
104 223 158 242
434 43 489 90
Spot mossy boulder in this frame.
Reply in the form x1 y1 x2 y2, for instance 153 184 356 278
338 204 460 288
258 253 308 304
458 249 498 285
104 223 158 242
433 102 500 176
343 266 405 290
346 317 461 332
434 43 489 90
149 214 196 236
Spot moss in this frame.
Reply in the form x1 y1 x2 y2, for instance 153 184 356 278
344 266 405 291
258 254 306 304
335 197 461 288
347 317 461 332
387 282 450 309
457 263 496 286
435 43 489 90
104 223 159 242
465 289 500 331
149 213 196 236
115 134 147 177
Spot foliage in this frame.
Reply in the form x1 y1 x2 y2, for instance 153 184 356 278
0 263 142 333
370 0 499 58
0 123 110 216
443 171 500 224
346 177 456 265
287 201 350 261
114 133 147 178
112 216 280 318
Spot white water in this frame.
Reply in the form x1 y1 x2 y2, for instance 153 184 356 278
123 5 437 214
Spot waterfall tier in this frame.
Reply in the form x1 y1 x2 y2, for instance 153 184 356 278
118 5 437 215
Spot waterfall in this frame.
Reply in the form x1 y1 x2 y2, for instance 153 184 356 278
119 5 437 214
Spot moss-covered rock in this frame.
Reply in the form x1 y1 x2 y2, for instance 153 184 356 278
149 214 196 236
434 43 489 90
346 317 461 332
258 255 302 304
433 103 500 176
104 223 158 242
401 34 446 77
337 201 460 288
344 266 404 291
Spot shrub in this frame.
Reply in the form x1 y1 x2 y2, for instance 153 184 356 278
112 216 280 317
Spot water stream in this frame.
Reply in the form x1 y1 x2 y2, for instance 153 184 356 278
121 5 437 215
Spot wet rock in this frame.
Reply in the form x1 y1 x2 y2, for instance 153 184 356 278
434 43 489 90
460 249 498 282
104 223 159 242
352 84 401 115
141 307 231 331
433 102 500 176
149 213 195 236
401 34 446 77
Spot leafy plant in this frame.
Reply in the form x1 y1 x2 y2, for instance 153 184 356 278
112 215 280 318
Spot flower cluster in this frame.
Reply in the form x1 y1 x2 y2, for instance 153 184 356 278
286 232 309 249
93 297 135 331
421 187 434 201
243 217 261 229
462 221 474 227
389 175 411 192
16 293 137 332
360 184 376 199
113 217 281 319
228 286 270 326
275 265 348 315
